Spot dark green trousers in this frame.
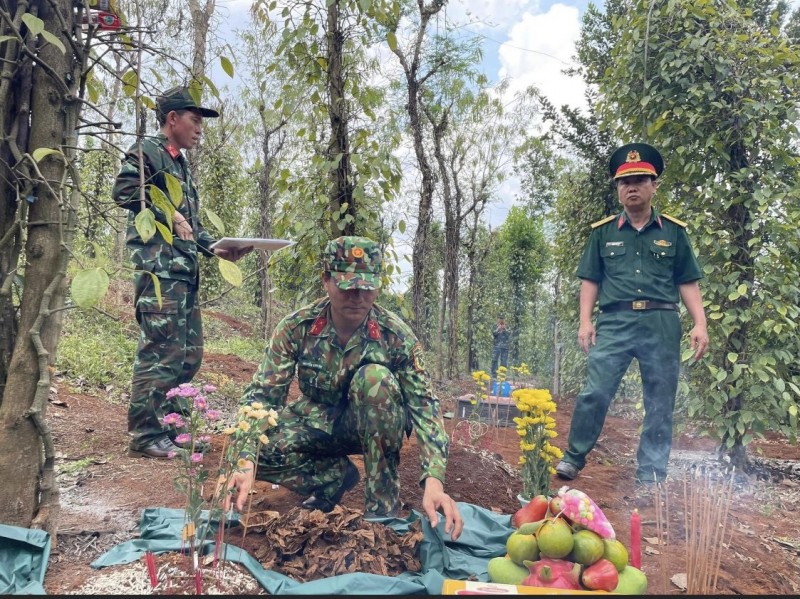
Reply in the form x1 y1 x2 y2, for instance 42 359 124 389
128 276 203 448
254 364 405 515
564 309 681 482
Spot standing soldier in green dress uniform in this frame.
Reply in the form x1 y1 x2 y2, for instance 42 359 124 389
220 236 464 541
555 142 709 486
113 85 252 459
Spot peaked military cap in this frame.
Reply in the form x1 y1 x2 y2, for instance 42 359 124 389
609 142 664 180
156 86 220 118
324 236 383 290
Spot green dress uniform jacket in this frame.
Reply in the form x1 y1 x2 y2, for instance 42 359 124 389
576 209 703 303
242 297 449 486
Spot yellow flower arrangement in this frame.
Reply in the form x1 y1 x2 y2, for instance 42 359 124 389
512 387 563 500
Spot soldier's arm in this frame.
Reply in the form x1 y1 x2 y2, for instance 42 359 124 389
395 341 449 486
240 316 299 410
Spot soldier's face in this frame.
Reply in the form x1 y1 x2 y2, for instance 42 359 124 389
167 109 204 150
323 274 378 329
616 175 657 209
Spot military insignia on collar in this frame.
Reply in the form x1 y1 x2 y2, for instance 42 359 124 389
626 150 641 163
367 319 381 340
309 316 327 335
165 143 180 159
654 239 672 247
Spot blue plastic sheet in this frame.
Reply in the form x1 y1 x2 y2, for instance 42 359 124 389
0 523 52 595
91 503 513 594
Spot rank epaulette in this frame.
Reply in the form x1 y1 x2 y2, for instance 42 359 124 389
661 214 688 228
590 215 616 229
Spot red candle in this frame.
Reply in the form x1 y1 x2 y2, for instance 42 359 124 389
630 508 642 568
195 568 203 594
145 551 157 587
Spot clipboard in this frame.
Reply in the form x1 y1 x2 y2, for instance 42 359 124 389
210 237 295 252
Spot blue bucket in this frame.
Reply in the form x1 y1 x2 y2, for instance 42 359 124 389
491 381 511 397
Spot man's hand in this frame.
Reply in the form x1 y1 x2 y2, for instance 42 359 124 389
173 213 193 241
577 321 596 355
217 460 255 513
213 245 253 262
422 477 463 541
689 324 709 361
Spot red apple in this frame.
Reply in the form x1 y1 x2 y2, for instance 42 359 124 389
512 494 550 528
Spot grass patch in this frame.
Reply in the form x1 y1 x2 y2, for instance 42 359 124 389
57 457 94 475
56 307 137 399
205 335 264 363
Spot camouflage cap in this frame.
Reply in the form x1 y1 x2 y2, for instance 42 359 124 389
324 236 383 290
156 86 220 118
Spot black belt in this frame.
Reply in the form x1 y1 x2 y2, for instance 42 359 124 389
601 300 678 313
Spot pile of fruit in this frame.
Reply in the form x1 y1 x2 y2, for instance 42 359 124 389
487 486 648 594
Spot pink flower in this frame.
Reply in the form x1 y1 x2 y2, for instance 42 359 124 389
203 384 217 393
162 413 185 427
193 396 208 411
205 409 221 421
190 453 203 463
174 433 191 444
167 451 177 459
198 435 211 443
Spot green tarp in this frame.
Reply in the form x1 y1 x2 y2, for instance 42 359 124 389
1 503 513 594
91 503 513 594
0 523 52 595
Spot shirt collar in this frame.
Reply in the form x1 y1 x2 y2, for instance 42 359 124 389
618 208 663 230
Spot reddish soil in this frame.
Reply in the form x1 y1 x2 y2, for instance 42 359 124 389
41 313 800 595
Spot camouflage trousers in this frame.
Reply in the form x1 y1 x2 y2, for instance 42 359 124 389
128 275 203 448
254 364 405 515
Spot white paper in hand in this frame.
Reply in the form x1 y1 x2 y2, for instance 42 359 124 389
210 237 295 252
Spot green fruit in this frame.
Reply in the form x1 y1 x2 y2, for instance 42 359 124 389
516 519 546 535
603 538 630 572
571 529 605 566
506 533 539 565
487 556 529 585
535 518 574 559
612 565 648 594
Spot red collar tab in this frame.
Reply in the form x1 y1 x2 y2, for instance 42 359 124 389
309 316 327 336
367 319 381 340
655 215 663 229
617 214 625 230
165 143 180 159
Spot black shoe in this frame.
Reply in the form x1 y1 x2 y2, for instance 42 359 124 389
171 436 210 453
301 461 360 512
128 437 180 459
555 460 580 480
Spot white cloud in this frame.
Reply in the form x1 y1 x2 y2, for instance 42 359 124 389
497 3 585 113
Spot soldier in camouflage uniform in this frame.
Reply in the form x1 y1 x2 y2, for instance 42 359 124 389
220 236 464 541
113 86 251 459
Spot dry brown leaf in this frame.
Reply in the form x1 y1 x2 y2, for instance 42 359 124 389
250 505 424 583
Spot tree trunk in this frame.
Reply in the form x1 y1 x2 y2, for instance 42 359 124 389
326 0 355 237
0 0 79 536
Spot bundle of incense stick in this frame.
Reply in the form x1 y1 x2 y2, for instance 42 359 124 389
653 480 670 594
682 467 735 594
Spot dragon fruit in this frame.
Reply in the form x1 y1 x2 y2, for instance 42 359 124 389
555 486 616 539
521 558 582 590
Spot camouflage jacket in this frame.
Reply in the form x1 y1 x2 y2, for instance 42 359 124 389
111 133 216 283
242 297 449 483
